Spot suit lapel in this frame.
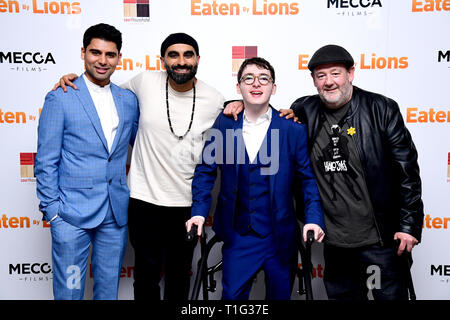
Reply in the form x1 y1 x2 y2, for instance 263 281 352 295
75 76 109 153
109 84 124 156
232 113 245 178
268 106 284 206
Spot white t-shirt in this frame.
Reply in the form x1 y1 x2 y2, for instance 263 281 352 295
121 71 225 206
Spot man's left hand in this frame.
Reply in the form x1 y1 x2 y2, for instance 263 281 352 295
279 109 299 123
394 232 418 256
223 101 244 121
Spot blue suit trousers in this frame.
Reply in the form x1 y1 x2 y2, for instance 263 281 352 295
50 206 127 300
221 230 296 300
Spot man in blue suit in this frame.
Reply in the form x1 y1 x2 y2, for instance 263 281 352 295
186 57 325 300
35 23 139 300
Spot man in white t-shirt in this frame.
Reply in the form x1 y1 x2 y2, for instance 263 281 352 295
123 33 224 300
55 33 225 300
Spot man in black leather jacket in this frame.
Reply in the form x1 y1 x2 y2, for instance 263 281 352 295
290 44 424 300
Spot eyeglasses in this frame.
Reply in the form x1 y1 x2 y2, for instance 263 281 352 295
240 73 273 86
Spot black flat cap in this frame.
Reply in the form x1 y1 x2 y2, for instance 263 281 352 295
308 44 354 71
160 32 199 57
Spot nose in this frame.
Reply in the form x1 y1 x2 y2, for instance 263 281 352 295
252 79 261 87
175 55 187 66
324 74 334 86
98 54 107 65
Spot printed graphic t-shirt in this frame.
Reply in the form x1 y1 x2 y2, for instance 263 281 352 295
309 102 380 248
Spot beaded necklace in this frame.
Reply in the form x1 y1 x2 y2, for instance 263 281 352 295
165 76 196 140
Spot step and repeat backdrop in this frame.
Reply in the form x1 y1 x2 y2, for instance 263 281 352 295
0 0 449 300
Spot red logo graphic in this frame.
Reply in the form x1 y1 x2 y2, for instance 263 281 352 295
20 152 36 181
124 0 150 21
232 46 258 73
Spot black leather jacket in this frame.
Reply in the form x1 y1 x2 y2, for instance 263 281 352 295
291 86 424 245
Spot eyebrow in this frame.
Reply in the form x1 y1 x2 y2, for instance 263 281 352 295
167 50 195 56
242 72 271 78
316 68 342 74
88 48 117 55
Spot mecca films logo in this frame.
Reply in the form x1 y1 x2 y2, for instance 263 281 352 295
232 46 258 75
438 50 450 68
20 152 36 182
326 0 383 17
8 262 52 282
124 0 150 22
0 51 56 72
430 264 450 285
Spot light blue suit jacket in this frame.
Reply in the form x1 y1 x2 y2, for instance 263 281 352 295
35 75 139 228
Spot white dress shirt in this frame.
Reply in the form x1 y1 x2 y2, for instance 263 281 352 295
84 75 119 152
242 107 272 163
190 107 272 225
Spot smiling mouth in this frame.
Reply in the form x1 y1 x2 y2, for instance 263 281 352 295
95 67 109 74
173 66 192 73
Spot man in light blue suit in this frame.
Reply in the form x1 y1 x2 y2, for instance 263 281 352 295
186 57 325 300
35 23 139 300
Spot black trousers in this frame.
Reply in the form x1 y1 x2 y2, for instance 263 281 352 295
128 197 196 300
323 243 409 300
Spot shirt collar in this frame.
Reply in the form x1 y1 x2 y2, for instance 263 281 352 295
243 106 272 124
83 74 111 93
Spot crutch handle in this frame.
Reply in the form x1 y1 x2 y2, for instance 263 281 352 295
395 239 416 300
186 224 198 241
306 230 315 245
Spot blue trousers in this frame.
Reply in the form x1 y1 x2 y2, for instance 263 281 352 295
50 207 127 300
221 230 296 300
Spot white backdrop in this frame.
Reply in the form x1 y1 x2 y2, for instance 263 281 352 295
0 0 449 300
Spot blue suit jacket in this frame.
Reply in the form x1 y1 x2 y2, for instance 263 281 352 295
35 76 139 228
191 107 324 260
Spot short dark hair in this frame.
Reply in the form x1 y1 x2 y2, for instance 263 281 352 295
237 57 275 83
83 23 122 52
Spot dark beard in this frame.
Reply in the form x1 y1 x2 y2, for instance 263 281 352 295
165 63 198 84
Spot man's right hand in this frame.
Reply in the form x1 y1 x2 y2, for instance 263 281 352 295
186 216 205 236
52 73 79 92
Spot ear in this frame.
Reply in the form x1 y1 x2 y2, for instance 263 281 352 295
81 47 85 60
236 82 242 95
347 66 355 83
311 72 319 88
271 83 277 95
